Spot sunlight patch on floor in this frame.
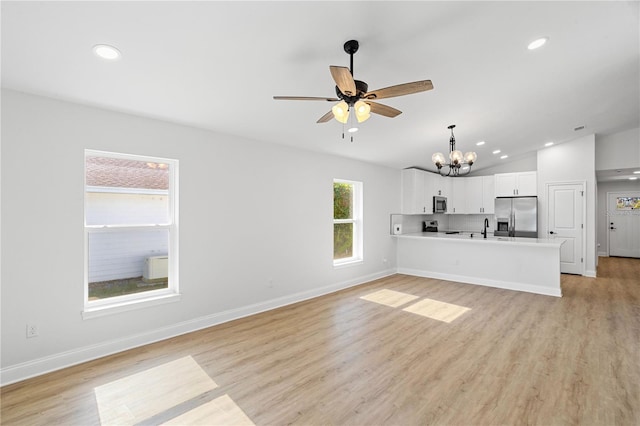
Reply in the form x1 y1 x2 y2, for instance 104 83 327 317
161 394 254 425
359 289 420 307
402 298 471 323
94 356 218 425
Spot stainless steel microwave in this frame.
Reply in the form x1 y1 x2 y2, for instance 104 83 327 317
433 196 447 213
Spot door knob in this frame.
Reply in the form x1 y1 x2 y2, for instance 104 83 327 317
549 231 555 234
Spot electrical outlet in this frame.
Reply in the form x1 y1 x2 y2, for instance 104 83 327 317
26 324 39 338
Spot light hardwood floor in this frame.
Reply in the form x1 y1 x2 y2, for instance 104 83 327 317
2 257 638 425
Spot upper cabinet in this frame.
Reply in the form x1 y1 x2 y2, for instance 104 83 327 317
494 172 537 197
449 178 467 214
402 169 452 214
429 174 451 199
482 176 495 214
401 168 429 214
463 176 495 214
402 169 534 215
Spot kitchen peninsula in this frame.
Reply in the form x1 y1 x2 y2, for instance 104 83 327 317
395 233 564 297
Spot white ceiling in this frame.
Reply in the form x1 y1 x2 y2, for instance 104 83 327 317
2 1 639 174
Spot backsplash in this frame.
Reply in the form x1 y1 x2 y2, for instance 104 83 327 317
448 215 495 233
390 214 493 234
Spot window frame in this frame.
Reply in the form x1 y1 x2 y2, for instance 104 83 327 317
83 150 180 319
333 179 363 266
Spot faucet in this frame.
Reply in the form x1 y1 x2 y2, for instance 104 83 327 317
482 218 489 239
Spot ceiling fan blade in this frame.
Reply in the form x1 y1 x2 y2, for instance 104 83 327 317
365 80 433 100
367 101 402 118
273 96 340 101
329 66 356 97
317 110 334 123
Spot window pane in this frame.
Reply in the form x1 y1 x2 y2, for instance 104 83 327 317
85 192 169 226
86 155 170 226
86 156 170 190
334 223 353 259
88 229 169 300
616 197 640 210
334 182 353 219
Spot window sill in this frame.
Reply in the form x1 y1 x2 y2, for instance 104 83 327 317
333 258 364 268
82 292 181 320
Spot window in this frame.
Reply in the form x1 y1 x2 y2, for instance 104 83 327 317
333 179 363 265
84 150 179 317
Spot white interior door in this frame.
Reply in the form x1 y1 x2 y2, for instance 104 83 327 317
547 183 584 275
608 192 640 258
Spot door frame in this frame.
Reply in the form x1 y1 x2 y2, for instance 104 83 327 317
545 181 587 276
606 190 640 257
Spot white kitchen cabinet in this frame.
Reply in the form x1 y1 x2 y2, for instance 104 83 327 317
463 176 494 214
464 177 483 213
431 174 451 198
449 178 467 214
494 171 537 197
482 176 495 213
401 168 430 214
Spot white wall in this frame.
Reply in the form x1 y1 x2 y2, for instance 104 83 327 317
596 180 640 255
1 90 400 383
537 134 597 276
472 152 537 177
595 127 640 171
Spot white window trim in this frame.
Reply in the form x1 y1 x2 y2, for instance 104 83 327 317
333 179 363 267
83 150 179 318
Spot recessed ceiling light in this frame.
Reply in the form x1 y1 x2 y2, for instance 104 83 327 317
476 141 485 146
630 177 638 181
347 127 359 133
634 171 640 174
528 37 548 50
93 44 121 60
545 142 554 147
500 155 509 159
492 150 501 154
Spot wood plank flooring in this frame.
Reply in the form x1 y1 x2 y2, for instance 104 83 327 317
2 256 638 425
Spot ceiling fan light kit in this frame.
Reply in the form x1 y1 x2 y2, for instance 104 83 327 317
432 125 477 177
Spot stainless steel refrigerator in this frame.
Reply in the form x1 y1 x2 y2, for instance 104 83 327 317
494 196 538 238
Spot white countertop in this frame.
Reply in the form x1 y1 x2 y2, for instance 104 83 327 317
395 232 565 248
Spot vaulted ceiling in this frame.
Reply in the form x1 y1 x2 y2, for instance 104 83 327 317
2 1 639 173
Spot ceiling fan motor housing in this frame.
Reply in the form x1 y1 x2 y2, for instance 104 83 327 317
335 80 369 105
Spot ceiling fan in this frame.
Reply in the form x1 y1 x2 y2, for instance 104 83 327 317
273 40 434 124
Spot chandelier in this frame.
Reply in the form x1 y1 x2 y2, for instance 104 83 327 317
432 125 477 176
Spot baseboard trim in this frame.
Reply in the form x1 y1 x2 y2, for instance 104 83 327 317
0 269 395 386
598 251 608 257
397 268 562 298
584 269 597 278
